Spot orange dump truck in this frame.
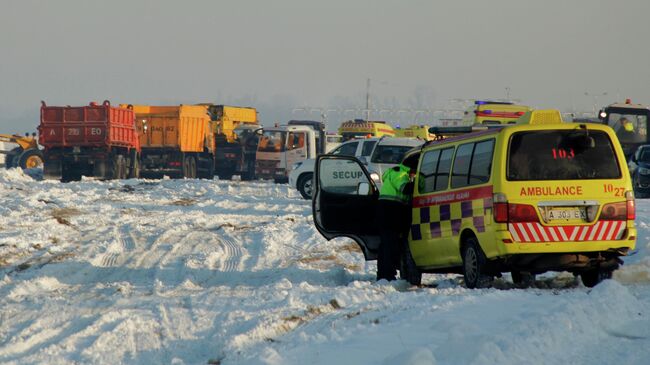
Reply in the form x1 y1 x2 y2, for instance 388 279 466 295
123 104 214 178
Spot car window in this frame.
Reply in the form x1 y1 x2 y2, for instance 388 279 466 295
639 148 650 163
418 149 440 193
361 141 377 157
507 130 621 180
468 140 495 185
331 141 358 156
435 148 454 191
371 145 414 164
451 143 474 188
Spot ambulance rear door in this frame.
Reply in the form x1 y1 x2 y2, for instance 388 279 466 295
313 155 381 260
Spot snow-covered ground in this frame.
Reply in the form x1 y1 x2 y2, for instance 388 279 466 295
0 168 649 365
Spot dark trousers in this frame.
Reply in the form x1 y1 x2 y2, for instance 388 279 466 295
376 199 411 280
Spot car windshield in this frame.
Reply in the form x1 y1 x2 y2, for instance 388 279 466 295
507 130 621 180
258 131 286 152
370 145 414 164
607 112 648 144
639 148 650 163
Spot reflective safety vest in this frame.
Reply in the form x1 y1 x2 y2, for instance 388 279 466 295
379 164 411 203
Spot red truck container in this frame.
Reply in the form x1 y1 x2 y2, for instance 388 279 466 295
38 100 141 181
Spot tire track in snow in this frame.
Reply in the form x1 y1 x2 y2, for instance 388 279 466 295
216 233 245 272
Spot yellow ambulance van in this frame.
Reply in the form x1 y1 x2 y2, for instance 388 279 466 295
313 110 636 288
463 100 532 125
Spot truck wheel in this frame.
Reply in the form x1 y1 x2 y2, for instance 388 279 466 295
297 173 314 200
17 149 44 169
44 161 62 180
129 153 140 179
462 237 493 289
197 157 214 179
400 241 422 285
111 155 126 180
183 155 197 179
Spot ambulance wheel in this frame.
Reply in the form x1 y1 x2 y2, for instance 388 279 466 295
462 238 493 289
297 173 313 200
580 268 613 288
400 241 422 285
511 271 536 288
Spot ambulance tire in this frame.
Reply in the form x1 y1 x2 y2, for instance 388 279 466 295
511 271 536 288
580 268 613 288
400 241 421 285
297 173 313 200
462 238 493 289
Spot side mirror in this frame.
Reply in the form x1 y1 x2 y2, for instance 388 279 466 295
357 182 370 195
254 128 263 136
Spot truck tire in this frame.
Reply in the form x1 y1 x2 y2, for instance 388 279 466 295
111 154 126 180
297 173 314 200
43 160 62 180
129 152 140 179
17 149 44 169
197 156 214 179
183 155 197 179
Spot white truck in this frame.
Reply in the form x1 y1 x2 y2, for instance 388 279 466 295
255 120 339 183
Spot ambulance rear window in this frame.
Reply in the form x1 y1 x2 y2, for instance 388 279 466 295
507 130 621 181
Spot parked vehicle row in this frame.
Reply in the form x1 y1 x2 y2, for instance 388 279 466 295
38 101 260 182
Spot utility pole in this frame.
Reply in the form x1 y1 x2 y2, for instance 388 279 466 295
365 78 371 122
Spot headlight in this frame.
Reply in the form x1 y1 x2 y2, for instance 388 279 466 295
638 167 650 175
370 172 381 181
291 162 303 170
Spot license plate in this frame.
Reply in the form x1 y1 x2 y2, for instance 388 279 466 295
261 169 270 174
547 208 586 221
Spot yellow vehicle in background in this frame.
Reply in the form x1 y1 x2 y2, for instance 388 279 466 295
394 125 435 140
0 133 43 169
338 119 395 141
124 104 215 178
202 104 260 180
463 100 531 125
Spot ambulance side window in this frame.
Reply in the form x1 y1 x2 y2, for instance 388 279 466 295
418 149 440 193
435 148 454 191
469 139 495 185
451 143 474 188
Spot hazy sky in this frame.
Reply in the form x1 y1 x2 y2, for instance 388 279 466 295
2 0 650 132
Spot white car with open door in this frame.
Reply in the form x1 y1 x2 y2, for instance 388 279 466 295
312 154 383 262
290 137 379 199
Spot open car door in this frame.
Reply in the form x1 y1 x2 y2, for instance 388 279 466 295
312 155 380 260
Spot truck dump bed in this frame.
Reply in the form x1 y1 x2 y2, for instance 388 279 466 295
126 105 211 152
38 101 139 150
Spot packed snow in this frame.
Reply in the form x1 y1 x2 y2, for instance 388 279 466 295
0 168 649 365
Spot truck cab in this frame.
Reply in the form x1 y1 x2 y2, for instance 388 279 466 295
256 124 318 183
598 99 650 160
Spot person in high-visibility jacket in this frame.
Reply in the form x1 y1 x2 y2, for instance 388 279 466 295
376 163 415 281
